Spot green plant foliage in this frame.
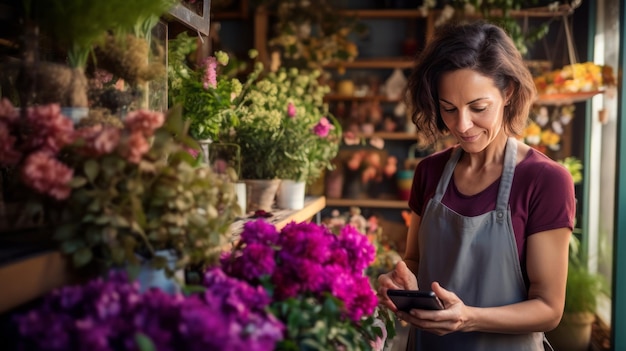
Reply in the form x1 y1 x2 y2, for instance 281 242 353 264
29 0 176 68
564 236 607 314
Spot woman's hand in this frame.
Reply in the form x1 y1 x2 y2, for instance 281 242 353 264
397 282 471 336
377 261 418 312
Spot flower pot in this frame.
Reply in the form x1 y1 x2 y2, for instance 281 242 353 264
197 138 213 165
276 180 306 210
546 312 595 351
244 179 281 212
235 181 247 215
136 250 184 295
61 107 90 124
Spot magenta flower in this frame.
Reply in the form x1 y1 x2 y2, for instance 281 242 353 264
222 219 378 322
312 117 334 137
287 102 297 117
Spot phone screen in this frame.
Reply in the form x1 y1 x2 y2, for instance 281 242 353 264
387 289 444 311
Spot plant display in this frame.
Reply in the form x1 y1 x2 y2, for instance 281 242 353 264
13 269 284 351
221 219 391 350
523 104 575 152
255 0 363 72
533 62 616 95
0 99 240 274
227 64 341 182
418 0 557 55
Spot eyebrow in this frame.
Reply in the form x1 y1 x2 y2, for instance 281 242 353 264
439 97 489 105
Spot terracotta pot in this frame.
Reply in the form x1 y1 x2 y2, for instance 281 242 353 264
244 179 281 212
546 312 595 351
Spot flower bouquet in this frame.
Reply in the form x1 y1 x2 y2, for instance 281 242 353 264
221 219 394 350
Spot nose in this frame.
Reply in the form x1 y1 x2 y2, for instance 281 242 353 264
455 109 473 133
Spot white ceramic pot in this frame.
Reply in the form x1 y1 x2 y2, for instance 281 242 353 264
276 179 306 210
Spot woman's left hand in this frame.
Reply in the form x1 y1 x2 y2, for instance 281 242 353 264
397 281 470 336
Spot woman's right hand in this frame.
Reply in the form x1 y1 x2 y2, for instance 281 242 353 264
377 260 419 312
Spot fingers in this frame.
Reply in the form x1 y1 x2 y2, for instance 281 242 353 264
391 261 419 290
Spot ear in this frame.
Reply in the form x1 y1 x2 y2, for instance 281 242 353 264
503 83 515 105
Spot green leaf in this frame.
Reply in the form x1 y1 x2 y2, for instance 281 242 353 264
68 176 87 188
53 223 77 240
84 159 100 182
134 333 156 351
61 238 84 254
73 247 93 267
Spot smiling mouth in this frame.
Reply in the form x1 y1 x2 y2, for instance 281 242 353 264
460 135 479 142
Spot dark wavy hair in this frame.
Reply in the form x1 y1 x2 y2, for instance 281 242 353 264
405 21 536 144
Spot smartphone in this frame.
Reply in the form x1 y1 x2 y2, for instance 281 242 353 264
387 289 444 311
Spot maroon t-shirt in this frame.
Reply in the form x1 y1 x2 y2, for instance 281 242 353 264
408 146 576 283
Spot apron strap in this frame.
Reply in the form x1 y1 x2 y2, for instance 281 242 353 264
433 146 463 201
495 137 518 221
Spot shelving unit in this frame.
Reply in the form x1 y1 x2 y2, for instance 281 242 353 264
326 198 408 209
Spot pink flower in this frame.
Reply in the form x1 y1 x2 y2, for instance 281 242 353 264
312 117 334 137
202 56 218 89
21 152 73 200
287 102 297 118
184 146 200 158
75 125 121 157
0 121 21 165
0 98 19 124
124 109 164 137
24 104 75 154
120 132 150 164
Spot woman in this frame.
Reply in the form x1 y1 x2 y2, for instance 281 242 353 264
377 22 576 350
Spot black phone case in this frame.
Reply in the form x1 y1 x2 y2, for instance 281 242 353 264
387 289 444 311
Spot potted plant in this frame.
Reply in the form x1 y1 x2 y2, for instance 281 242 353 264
547 234 606 351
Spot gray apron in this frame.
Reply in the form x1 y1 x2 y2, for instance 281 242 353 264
409 138 553 351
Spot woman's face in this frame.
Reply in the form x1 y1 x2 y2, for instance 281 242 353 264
438 69 508 154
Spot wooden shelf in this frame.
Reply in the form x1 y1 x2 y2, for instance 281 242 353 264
326 198 409 209
338 9 428 19
326 57 414 69
165 2 212 36
0 251 73 314
229 196 327 238
354 132 419 141
325 94 401 103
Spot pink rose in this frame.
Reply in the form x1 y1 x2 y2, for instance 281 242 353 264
287 102 297 118
21 152 73 200
120 132 150 164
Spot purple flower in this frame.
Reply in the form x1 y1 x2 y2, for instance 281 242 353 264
312 116 334 137
287 102 297 117
13 269 284 351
